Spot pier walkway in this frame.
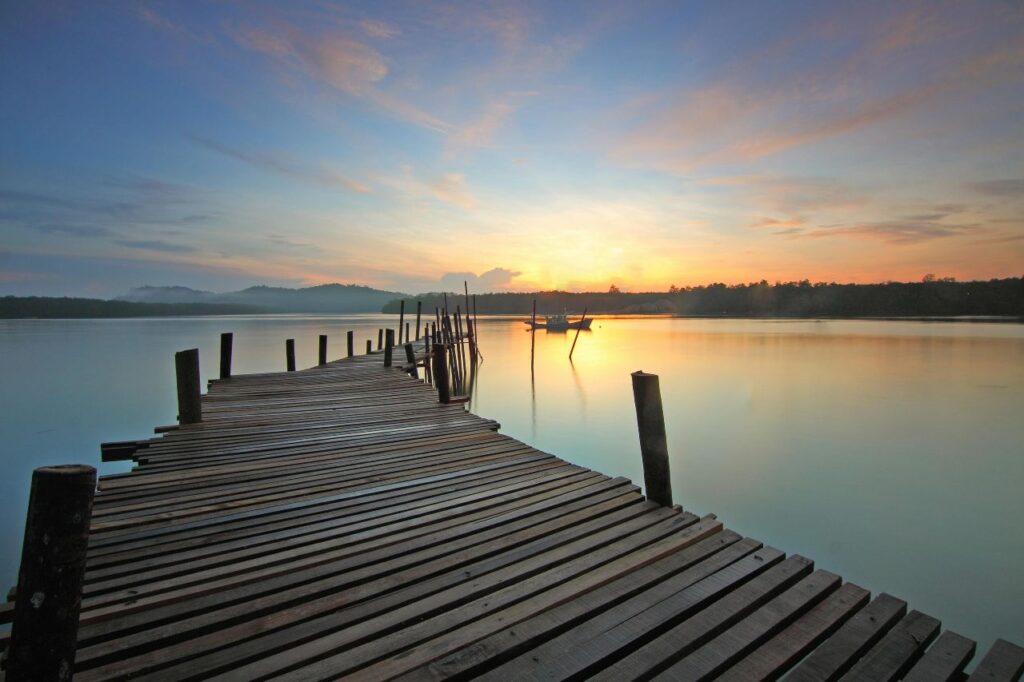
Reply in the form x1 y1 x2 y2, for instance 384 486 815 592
3 346 1022 680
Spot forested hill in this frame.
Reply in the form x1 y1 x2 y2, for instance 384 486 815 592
0 297 260 319
382 278 1024 318
119 283 403 313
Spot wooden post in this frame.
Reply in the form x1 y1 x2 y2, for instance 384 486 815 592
404 343 418 379
6 464 97 682
318 334 327 365
219 332 233 379
175 348 201 424
366 339 372 354
631 371 673 508
377 328 383 351
346 330 354 358
384 329 394 367
415 300 422 340
405 322 410 345
399 300 405 344
433 343 451 403
569 307 589 361
286 339 296 372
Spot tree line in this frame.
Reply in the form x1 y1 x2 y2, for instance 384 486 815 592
382 277 1024 318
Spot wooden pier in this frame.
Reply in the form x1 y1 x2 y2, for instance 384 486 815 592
2 340 1022 680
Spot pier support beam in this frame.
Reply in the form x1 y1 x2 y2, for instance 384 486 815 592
384 329 395 367
286 339 296 372
220 332 233 379
433 343 451 403
404 343 418 379
318 335 327 366
366 339 372 355
347 331 354 358
631 370 673 508
399 300 405 344
175 348 202 424
7 465 96 682
415 300 422 340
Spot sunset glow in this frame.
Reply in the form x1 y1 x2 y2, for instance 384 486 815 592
1 1 1022 296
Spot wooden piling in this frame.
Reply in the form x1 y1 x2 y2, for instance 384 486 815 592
569 307 588 361
175 348 202 424
366 339 372 354
346 330 354 358
6 464 97 682
377 329 383 351
219 332 233 379
405 322 410 345
318 334 327 366
399 300 406 344
415 300 422 340
433 342 451 403
286 339 296 372
384 329 394 367
404 343 418 379
630 371 673 507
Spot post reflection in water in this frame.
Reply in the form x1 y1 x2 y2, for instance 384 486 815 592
467 315 1024 659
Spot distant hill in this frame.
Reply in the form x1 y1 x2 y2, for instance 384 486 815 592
119 283 406 313
1 296 259 319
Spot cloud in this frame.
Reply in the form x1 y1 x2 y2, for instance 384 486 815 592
438 267 523 292
967 179 1024 198
708 175 868 214
228 23 450 133
428 173 476 210
32 224 112 238
750 217 806 229
801 220 979 244
116 240 197 253
360 19 400 40
189 135 370 194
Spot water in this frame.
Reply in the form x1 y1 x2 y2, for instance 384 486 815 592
1 315 1021 652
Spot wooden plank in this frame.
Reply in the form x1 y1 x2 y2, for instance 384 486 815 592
787 592 907 681
588 553 814 681
717 582 870 681
903 630 977 682
969 639 1024 682
839 610 941 681
653 569 842 680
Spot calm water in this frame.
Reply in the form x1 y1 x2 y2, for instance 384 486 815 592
1 315 1022 652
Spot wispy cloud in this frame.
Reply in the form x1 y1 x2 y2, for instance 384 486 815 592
32 224 112 238
967 179 1024 198
116 239 197 253
360 19 399 40
801 220 979 244
189 135 370 194
428 173 476 210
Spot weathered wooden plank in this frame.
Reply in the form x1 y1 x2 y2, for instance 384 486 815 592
787 592 907 681
717 581 870 681
903 630 977 682
839 610 941 681
969 639 1024 682
653 569 842 680
588 553 814 681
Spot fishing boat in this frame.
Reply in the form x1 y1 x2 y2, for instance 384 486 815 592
524 314 592 331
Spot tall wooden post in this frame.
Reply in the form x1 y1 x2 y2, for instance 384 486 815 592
631 371 673 508
347 330 354 358
399 300 405 344
384 329 394 367
404 343 418 379
286 339 296 372
377 328 383 351
405 322 410 345
175 348 202 424
219 332 233 379
415 300 422 340
569 308 588 361
433 343 451 403
7 464 97 682
366 339 372 354
318 335 327 366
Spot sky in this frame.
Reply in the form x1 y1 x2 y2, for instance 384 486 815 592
1 0 1022 297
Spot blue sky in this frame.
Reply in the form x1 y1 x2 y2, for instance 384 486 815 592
1 1 1022 296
